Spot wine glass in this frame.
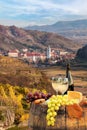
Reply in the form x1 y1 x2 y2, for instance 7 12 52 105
52 77 68 95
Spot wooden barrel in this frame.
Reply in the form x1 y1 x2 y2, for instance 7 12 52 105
28 103 87 130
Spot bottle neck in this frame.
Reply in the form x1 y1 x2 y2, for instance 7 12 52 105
66 63 70 78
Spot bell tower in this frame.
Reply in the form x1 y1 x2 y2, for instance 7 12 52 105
47 45 51 59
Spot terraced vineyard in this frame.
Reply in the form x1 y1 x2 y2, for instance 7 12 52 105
0 56 53 92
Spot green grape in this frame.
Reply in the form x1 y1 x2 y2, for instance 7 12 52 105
51 122 54 126
48 112 53 117
47 121 51 126
46 95 78 126
47 109 51 113
52 111 57 117
48 103 52 108
46 115 50 120
50 117 55 121
50 107 55 111
54 106 59 111
51 103 56 107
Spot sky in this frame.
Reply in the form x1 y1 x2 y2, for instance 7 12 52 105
0 0 87 27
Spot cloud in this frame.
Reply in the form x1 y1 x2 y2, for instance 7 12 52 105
0 19 39 27
70 0 87 15
0 0 87 26
0 0 80 17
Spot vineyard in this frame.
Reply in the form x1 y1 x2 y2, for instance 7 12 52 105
0 84 30 127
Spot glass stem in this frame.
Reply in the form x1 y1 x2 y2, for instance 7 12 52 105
56 91 58 95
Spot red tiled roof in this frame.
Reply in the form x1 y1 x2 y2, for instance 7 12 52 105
8 50 18 53
25 52 41 56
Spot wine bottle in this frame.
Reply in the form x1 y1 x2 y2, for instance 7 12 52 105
64 63 74 94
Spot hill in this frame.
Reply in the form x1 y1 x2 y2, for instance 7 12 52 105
0 56 53 93
76 45 87 61
25 19 87 45
0 25 81 52
25 19 87 31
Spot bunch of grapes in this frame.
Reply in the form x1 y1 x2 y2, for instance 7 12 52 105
26 91 52 103
46 95 78 126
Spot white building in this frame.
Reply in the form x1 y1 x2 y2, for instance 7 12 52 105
8 49 19 58
47 46 51 59
60 51 68 56
23 52 45 63
22 48 28 52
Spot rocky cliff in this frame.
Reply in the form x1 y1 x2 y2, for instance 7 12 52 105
76 45 87 61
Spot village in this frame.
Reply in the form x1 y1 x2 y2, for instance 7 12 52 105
0 46 75 66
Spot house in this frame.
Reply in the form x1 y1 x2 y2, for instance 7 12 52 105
60 51 68 56
0 52 3 56
23 52 46 63
8 49 19 58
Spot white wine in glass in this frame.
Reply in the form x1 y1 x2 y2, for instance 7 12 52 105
52 81 59 95
52 77 68 95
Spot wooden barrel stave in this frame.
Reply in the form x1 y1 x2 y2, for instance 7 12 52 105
54 108 66 130
66 117 79 130
83 108 87 130
78 117 86 130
